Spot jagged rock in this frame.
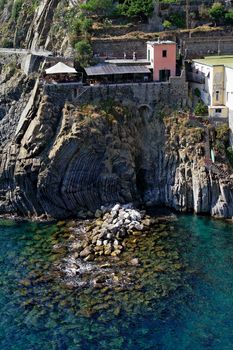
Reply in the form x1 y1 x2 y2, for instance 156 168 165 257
130 258 139 266
95 209 102 218
0 73 233 218
80 247 92 258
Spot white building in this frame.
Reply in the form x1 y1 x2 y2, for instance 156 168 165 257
190 56 233 123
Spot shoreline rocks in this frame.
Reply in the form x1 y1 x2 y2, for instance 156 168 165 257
49 206 185 317
70 204 156 261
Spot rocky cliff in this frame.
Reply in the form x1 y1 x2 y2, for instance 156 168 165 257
0 73 233 219
0 0 70 50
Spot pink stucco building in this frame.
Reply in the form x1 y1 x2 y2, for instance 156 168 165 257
147 40 177 82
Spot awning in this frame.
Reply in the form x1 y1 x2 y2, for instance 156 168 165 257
45 62 77 75
85 64 151 76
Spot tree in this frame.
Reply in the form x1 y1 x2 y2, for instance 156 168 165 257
75 40 93 67
225 9 233 25
209 2 225 25
81 0 114 17
118 0 154 20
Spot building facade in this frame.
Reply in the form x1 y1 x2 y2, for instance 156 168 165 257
85 40 177 84
147 40 177 81
190 56 233 119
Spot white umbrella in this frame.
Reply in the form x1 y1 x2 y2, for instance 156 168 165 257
45 62 77 75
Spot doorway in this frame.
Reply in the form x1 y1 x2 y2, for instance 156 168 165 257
159 69 171 82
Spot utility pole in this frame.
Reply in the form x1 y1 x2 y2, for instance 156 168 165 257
186 0 190 29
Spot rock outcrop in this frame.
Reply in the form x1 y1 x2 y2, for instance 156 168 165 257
25 0 60 50
0 77 233 219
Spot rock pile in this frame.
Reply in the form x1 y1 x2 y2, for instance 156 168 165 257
70 204 153 261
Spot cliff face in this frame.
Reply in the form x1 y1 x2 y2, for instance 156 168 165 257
0 76 233 219
0 0 69 50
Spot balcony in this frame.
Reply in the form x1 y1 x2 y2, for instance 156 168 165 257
187 72 205 84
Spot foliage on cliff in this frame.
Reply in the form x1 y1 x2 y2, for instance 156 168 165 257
0 0 233 52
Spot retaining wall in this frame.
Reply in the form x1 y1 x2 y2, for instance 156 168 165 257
92 39 148 59
181 36 233 58
43 73 188 110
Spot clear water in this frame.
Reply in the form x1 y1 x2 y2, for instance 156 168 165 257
0 215 233 350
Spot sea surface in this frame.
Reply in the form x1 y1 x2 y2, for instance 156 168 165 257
0 214 232 350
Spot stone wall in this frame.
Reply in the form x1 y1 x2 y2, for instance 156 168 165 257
92 29 233 60
43 73 188 110
181 36 233 59
0 52 24 68
92 39 148 59
159 0 230 15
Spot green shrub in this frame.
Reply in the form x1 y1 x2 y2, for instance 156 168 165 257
168 13 185 28
215 124 229 142
215 140 225 153
81 0 115 17
75 40 93 67
226 147 233 167
225 9 233 25
194 88 201 98
209 2 225 25
194 101 208 116
163 20 172 29
80 18 93 33
117 0 154 19
0 0 7 10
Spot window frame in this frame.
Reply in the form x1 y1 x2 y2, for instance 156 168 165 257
162 50 167 58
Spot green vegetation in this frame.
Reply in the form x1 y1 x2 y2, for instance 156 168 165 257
11 0 23 21
81 0 115 17
225 9 233 25
79 0 154 20
167 12 185 28
226 147 233 167
215 123 229 143
0 0 7 10
208 2 225 25
117 0 154 19
213 123 229 160
70 15 93 37
163 20 172 29
194 101 208 116
194 88 201 98
75 40 93 67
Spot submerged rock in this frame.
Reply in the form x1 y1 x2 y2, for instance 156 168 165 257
68 205 150 260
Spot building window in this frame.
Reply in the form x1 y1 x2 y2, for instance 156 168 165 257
216 90 219 101
162 50 167 57
215 108 222 113
148 49 150 61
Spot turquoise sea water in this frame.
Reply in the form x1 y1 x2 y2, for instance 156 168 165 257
0 215 232 350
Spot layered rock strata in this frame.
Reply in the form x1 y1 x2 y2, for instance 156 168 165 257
0 77 233 218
